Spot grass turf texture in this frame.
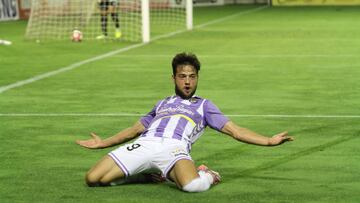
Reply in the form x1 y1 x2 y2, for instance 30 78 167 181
1 5 360 203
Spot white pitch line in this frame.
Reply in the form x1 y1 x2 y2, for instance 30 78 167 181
0 113 143 117
1 113 360 118
112 54 357 58
195 6 268 29
0 6 268 94
0 43 146 94
227 114 360 118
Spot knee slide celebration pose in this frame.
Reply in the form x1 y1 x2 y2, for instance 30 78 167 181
76 52 293 192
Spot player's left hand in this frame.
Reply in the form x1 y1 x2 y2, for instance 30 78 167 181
269 131 294 146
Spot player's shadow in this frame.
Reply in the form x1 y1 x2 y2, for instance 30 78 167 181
237 175 299 181
197 121 359 183
234 135 358 182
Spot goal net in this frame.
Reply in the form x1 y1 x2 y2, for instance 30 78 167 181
25 0 192 42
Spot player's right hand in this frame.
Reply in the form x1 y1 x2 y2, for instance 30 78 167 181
269 131 294 146
76 132 104 149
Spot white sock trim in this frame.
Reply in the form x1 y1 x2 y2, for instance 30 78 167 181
199 170 214 184
182 172 212 192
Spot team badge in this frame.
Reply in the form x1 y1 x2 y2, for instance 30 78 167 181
189 97 198 103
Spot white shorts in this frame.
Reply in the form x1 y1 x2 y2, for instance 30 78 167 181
108 138 192 178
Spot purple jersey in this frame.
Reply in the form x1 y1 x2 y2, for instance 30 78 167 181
139 95 229 151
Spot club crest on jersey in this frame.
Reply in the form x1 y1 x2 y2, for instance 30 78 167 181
171 148 188 157
189 97 198 103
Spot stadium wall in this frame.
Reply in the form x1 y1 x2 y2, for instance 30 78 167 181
272 0 360 6
224 0 268 4
18 0 31 19
0 0 19 21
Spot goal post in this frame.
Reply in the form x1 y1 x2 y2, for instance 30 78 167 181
186 0 193 30
141 0 150 43
25 0 193 43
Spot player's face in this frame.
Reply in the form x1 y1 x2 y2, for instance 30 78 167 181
173 65 198 99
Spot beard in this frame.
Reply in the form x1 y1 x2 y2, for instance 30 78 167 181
175 85 197 100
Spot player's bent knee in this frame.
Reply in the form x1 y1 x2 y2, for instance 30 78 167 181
98 176 113 186
85 173 112 187
85 172 101 187
182 177 211 193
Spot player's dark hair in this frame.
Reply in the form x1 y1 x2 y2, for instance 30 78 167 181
172 52 201 75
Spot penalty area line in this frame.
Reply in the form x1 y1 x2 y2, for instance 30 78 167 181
0 43 147 94
1 113 360 118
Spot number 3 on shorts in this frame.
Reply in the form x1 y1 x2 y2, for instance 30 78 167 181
126 143 141 151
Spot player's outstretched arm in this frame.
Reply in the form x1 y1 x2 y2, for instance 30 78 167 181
221 121 293 146
76 120 145 149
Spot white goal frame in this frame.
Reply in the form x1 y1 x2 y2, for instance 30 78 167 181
141 0 193 43
25 0 193 43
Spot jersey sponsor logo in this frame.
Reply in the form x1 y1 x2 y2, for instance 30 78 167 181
157 104 195 116
171 148 189 157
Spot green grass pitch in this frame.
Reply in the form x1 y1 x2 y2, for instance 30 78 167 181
1 5 360 203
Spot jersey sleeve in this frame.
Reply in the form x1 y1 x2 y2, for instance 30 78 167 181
204 100 229 132
140 100 162 128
